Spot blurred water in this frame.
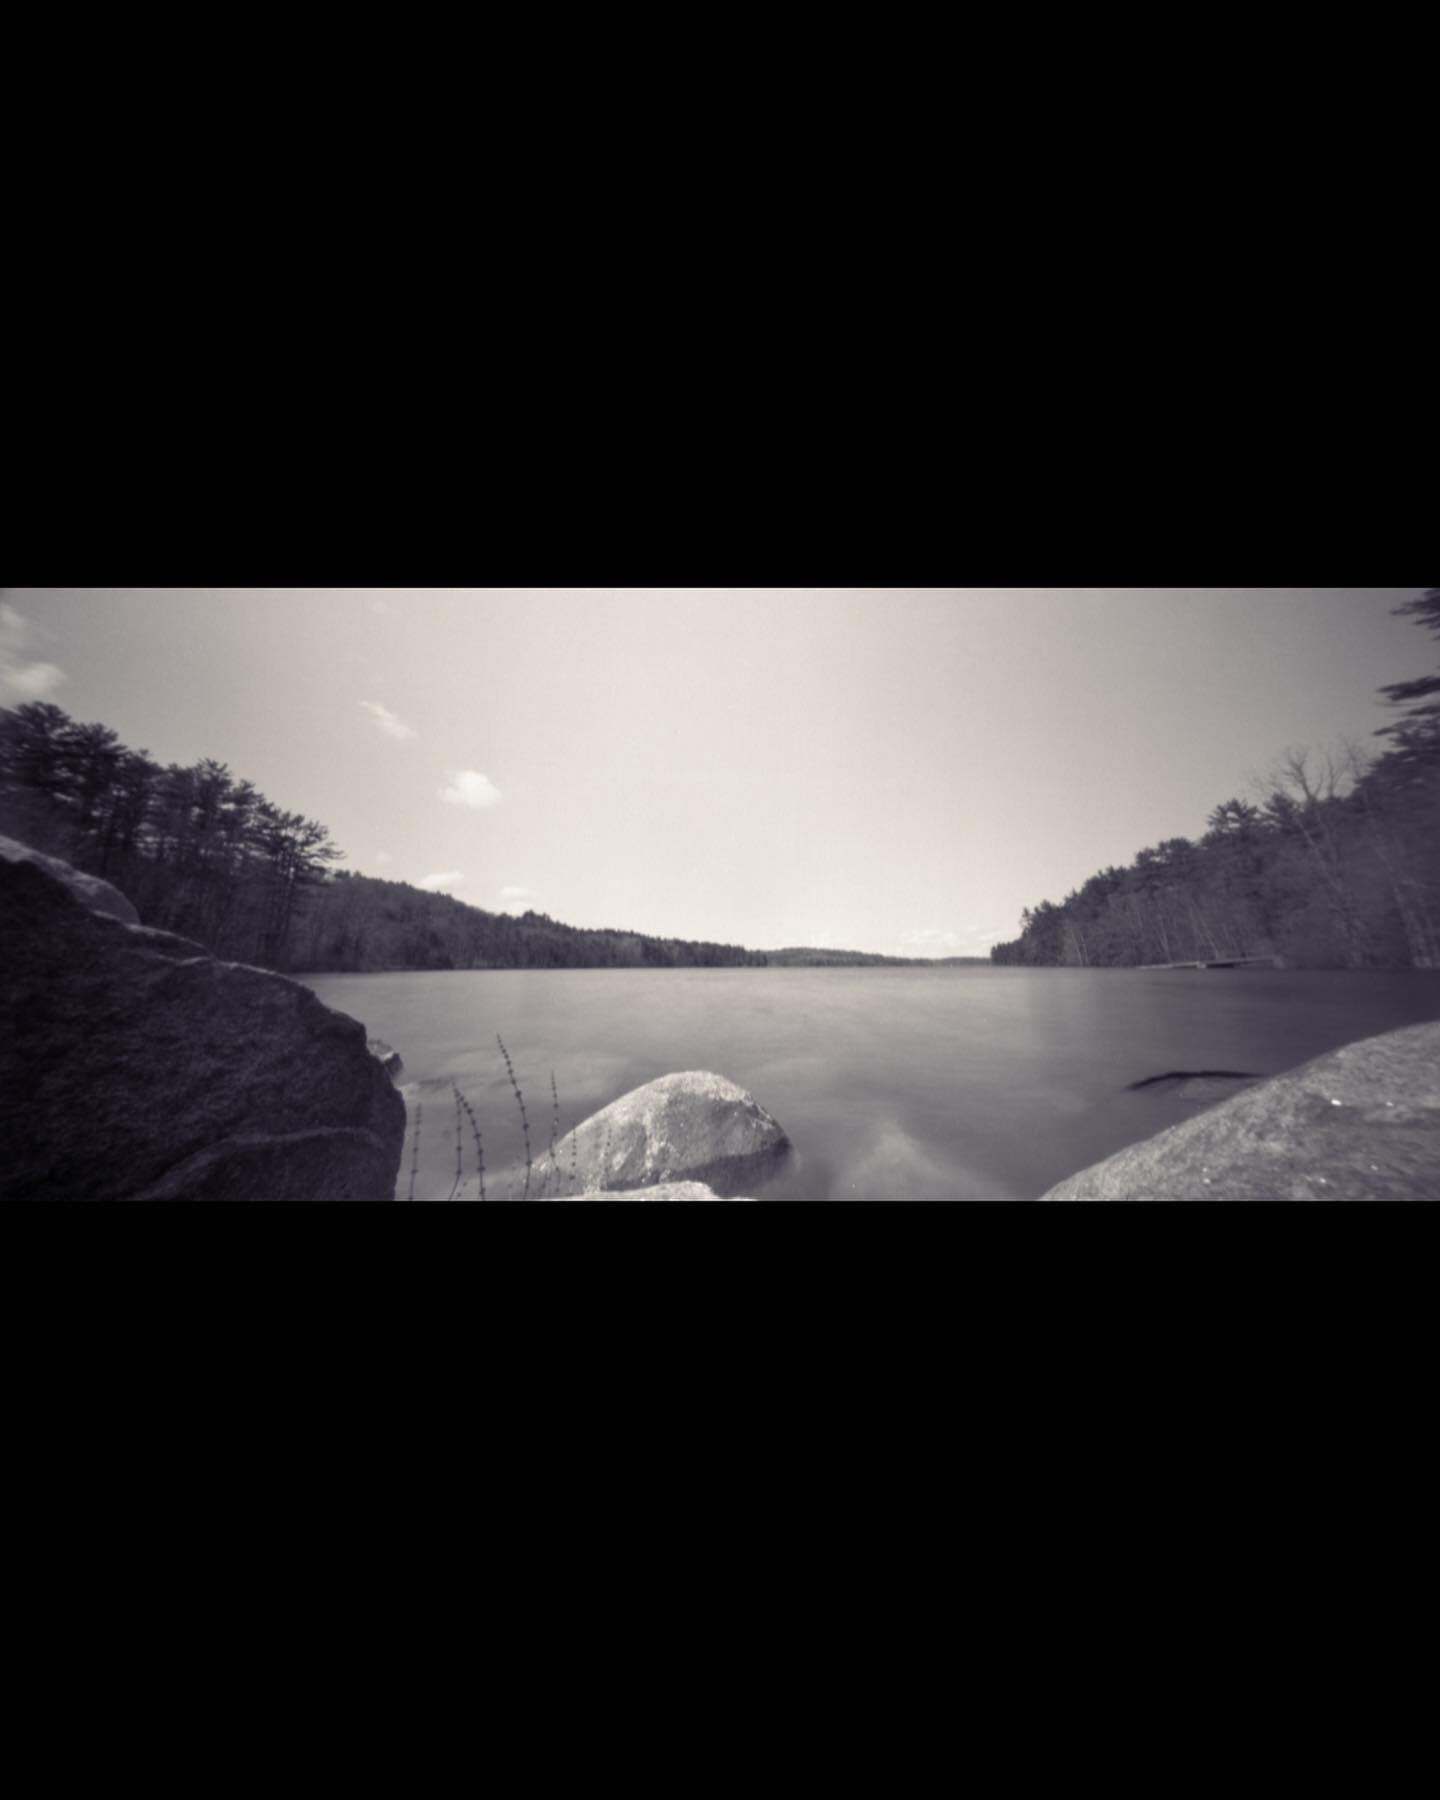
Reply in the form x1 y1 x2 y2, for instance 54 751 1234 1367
300 967 1440 1200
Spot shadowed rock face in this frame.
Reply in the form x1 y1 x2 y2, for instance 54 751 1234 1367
1 847 406 1201
533 1071 790 1198
1043 1022 1440 1201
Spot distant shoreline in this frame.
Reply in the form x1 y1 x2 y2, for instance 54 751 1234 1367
295 961 1440 978
297 957 997 976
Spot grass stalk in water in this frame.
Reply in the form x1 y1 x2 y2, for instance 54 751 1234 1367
453 1081 486 1202
544 1070 560 1199
407 1100 423 1203
497 1034 532 1201
447 1084 464 1202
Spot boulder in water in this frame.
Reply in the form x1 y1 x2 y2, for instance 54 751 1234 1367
533 1071 789 1198
367 1039 405 1082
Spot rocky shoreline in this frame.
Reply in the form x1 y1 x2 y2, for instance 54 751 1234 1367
2 835 406 1201
7 835 1437 1201
1041 1021 1440 1201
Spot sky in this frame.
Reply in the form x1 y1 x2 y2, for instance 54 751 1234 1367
2 587 1431 957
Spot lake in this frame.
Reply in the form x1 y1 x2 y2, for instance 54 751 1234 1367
300 968 1440 1200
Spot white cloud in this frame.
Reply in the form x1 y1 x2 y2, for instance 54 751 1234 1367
895 924 1011 957
375 851 394 866
360 700 416 742
440 770 502 809
2 660 67 699
900 927 963 951
499 884 531 900
0 601 67 700
417 870 466 891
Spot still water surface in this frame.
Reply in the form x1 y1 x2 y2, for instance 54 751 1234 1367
301 968 1440 1200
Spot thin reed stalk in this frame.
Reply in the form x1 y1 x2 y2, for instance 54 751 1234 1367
447 1084 464 1201
453 1081 486 1202
545 1070 560 1198
407 1100 423 1202
497 1034 532 1201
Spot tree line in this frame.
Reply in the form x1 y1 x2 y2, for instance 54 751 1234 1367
0 700 954 971
0 701 339 968
990 589 1440 969
0 702 770 970
296 871 768 971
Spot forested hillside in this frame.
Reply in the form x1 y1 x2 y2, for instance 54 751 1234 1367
766 947 930 967
294 872 766 971
0 702 768 970
991 589 1440 969
0 702 963 971
0 701 339 969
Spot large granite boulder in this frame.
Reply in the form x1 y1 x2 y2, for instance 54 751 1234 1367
533 1071 789 1198
0 844 406 1200
0 833 140 925
1042 1021 1440 1201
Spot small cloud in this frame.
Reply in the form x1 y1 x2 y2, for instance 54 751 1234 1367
900 927 963 951
371 599 392 615
375 850 394 866
2 660 67 699
499 884 531 900
360 700 416 742
440 770 502 809
417 870 466 891
0 601 67 700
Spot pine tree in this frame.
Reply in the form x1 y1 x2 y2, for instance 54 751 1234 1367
1376 586 1440 755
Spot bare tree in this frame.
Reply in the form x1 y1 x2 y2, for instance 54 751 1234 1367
1260 749 1373 967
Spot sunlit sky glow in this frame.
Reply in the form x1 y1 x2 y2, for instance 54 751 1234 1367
4 588 1428 957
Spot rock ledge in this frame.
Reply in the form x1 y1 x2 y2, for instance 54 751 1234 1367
1 841 406 1200
1042 1021 1440 1201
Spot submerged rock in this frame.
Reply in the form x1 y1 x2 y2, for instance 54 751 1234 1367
1126 1069 1263 1104
1043 1021 1440 1201
1 844 406 1200
533 1070 790 1198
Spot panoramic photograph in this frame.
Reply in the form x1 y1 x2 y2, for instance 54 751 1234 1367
2 585 1437 1201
